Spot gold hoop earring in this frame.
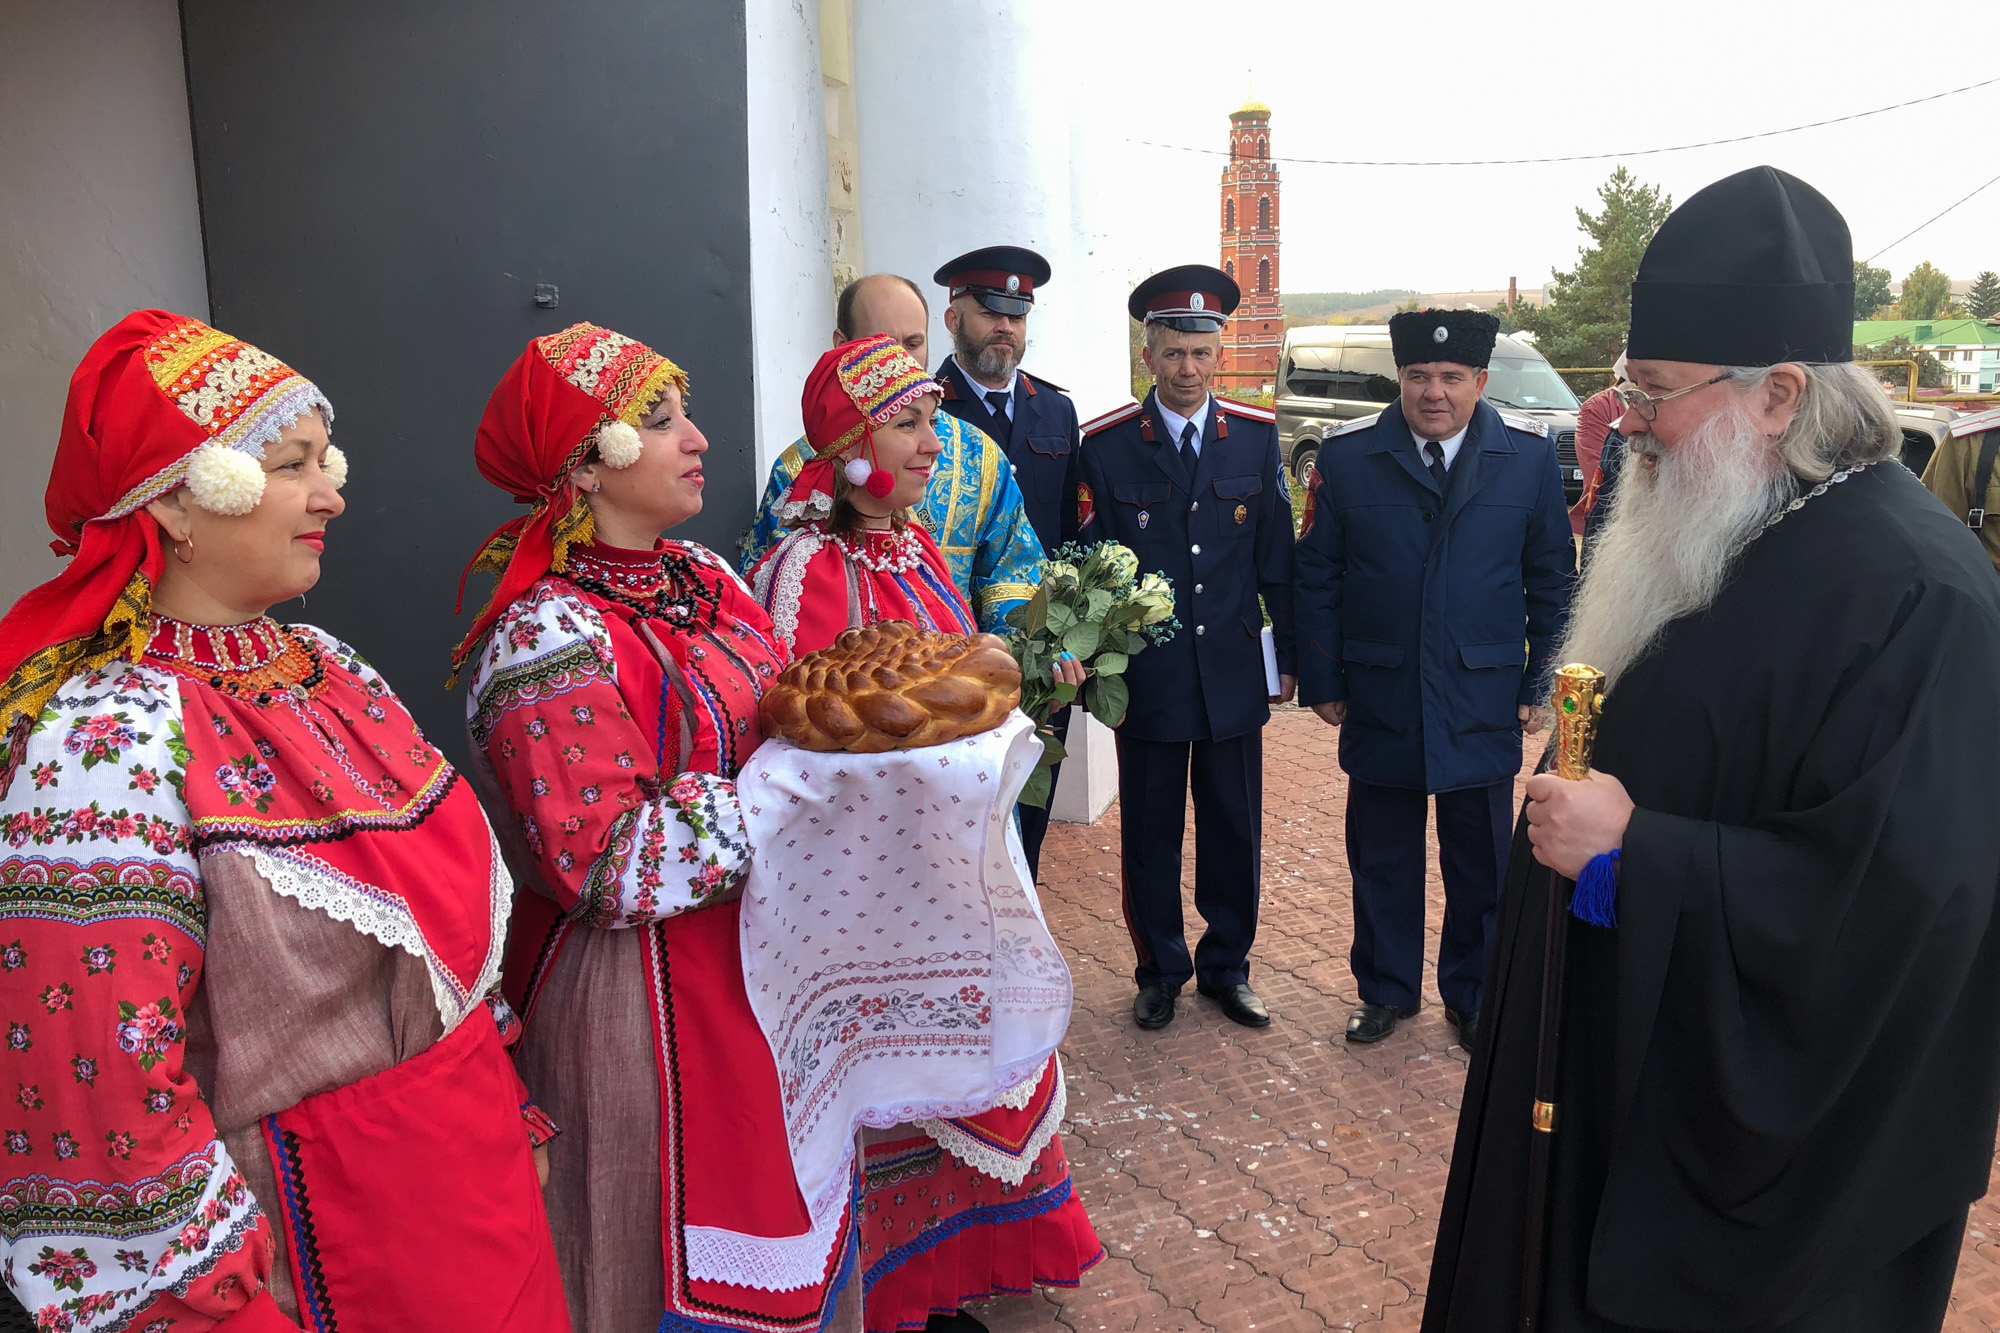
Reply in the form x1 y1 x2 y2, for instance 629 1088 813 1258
173 533 194 565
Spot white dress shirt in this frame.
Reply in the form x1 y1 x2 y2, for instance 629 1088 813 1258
952 356 1017 421
1412 422 1470 470
1156 394 1212 458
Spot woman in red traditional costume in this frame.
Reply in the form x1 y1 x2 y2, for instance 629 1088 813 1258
454 323 856 1333
0 311 567 1331
749 336 1102 1333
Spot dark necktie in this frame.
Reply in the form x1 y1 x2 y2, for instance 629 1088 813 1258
1179 421 1198 469
1425 439 1449 491
984 389 1011 429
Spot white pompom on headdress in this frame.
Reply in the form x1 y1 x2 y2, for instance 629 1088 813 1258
323 442 349 489
185 444 267 516
597 420 644 469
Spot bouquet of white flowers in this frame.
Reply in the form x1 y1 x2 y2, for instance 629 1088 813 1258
1006 542 1179 807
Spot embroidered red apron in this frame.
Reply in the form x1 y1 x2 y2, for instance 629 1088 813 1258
259 1011 569 1332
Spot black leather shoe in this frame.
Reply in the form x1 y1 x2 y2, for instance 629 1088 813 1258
1446 1007 1479 1051
1133 984 1179 1030
925 1310 989 1332
1197 981 1271 1027
1344 1001 1419 1043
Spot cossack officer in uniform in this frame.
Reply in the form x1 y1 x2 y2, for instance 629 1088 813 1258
1294 309 1572 1052
934 246 1083 882
933 246 1080 551
1076 264 1296 1032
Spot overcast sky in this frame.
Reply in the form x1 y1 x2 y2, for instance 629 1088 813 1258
1068 0 1998 297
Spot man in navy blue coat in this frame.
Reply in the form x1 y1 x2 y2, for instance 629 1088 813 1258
933 246 1083 882
1295 309 1571 1049
1077 264 1297 1032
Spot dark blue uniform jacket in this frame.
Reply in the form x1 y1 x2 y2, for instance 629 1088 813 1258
1076 389 1296 744
937 356 1080 551
1295 398 1571 793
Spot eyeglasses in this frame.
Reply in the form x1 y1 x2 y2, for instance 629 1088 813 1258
1612 372 1731 422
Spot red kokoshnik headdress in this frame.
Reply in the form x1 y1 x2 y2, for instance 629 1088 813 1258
450 322 689 678
0 310 337 743
781 335 941 522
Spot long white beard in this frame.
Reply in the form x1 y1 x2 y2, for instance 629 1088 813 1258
1560 399 1796 688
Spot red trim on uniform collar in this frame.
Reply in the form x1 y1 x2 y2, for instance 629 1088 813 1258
1022 374 1038 397
1216 411 1230 439
1140 414 1156 443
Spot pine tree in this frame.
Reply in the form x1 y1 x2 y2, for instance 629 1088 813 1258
1517 167 1673 377
1969 270 2000 321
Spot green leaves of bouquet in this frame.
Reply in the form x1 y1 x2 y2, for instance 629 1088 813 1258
1006 542 1179 808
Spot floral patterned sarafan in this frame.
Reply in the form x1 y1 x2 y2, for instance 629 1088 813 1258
0 614 511 1329
467 538 872 1326
469 540 779 932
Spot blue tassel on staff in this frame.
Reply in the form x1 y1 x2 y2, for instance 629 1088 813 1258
1570 849 1620 927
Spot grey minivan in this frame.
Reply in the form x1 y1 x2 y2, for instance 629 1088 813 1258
1275 324 1584 502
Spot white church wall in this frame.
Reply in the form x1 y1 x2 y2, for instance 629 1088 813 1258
745 0 837 480
0 0 210 607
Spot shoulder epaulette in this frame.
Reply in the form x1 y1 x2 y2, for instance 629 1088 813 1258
1081 401 1142 436
1021 370 1067 395
1948 406 2000 438
1216 398 1276 423
1331 413 1382 438
1497 410 1549 438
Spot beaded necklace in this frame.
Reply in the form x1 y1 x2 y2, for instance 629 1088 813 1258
145 615 328 707
1746 461 1875 546
568 544 721 632
832 527 923 575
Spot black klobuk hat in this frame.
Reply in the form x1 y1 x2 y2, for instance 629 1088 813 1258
1627 166 1854 366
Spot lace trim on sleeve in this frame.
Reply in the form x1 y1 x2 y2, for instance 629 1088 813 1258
753 529 829 654
221 823 511 1032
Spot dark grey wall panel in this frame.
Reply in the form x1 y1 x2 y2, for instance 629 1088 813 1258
180 0 753 761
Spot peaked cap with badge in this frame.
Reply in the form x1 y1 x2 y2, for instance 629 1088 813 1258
934 245 1052 317
1128 265 1241 333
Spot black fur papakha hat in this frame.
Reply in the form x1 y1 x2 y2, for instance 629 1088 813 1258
1627 166 1853 366
1389 309 1501 369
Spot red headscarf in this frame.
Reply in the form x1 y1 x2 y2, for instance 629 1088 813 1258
0 310 331 741
451 323 688 676
781 335 941 522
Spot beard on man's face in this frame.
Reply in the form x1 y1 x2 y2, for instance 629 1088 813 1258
1559 394 1796 688
955 326 1024 381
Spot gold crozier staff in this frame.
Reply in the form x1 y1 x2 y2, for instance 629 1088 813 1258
1519 663 1605 1332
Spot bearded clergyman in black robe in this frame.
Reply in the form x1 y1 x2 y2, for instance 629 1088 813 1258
1422 166 2000 1333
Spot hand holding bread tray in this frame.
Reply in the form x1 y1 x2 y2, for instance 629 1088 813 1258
738 621 1070 1241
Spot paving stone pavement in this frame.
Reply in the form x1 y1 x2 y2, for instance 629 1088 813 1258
965 706 2000 1333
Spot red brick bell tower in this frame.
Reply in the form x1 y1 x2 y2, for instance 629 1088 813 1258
1220 101 1281 384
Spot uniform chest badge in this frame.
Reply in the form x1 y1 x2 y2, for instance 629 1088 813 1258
1138 510 1150 529
1234 504 1248 524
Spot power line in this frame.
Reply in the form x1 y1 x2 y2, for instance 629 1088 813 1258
1865 170 2000 263
1130 75 2000 168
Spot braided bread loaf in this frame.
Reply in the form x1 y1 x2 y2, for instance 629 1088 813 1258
759 621 1022 753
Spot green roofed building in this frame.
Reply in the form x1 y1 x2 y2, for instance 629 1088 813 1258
1854 318 2000 392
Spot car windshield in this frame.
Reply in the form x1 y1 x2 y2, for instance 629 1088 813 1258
1484 356 1580 412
